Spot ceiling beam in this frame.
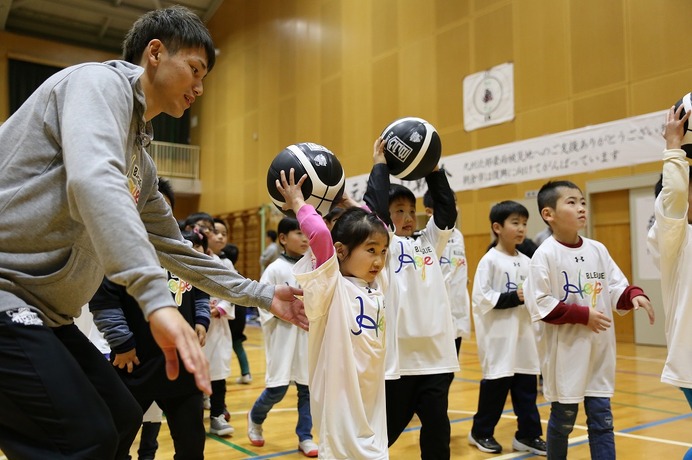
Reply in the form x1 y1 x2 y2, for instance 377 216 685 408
202 0 224 22
0 0 12 29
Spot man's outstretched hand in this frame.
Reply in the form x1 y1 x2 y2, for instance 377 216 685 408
270 284 308 331
149 307 211 394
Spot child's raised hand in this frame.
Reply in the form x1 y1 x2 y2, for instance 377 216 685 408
663 104 691 150
633 295 655 325
373 137 386 165
586 308 612 333
276 168 307 214
338 190 360 209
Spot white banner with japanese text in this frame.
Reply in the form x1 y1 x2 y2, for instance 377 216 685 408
345 110 667 202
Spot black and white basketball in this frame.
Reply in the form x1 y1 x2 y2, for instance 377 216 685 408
673 92 692 158
267 142 345 217
380 117 441 180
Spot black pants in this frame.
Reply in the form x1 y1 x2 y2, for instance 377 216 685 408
0 314 142 459
386 373 454 460
134 392 205 460
471 374 542 439
210 378 227 417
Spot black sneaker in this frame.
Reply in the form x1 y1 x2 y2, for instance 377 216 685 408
468 432 502 453
513 437 547 456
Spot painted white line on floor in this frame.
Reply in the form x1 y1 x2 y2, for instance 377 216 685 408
614 431 692 447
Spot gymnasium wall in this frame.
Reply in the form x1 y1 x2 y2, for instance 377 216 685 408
0 30 116 122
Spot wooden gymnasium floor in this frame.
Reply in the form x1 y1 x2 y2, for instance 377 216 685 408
1 322 689 459
128 322 692 460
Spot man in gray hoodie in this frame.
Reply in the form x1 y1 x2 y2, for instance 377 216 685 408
0 6 306 459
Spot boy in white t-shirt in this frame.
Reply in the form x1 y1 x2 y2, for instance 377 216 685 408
646 105 692 460
524 180 655 460
248 217 318 458
469 201 545 456
423 191 471 355
364 138 459 458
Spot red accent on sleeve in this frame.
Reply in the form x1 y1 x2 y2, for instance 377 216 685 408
616 285 648 311
542 302 590 325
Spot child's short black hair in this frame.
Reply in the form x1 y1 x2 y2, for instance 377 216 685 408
277 218 300 248
389 184 416 206
266 230 278 242
184 212 214 230
323 207 345 225
122 5 216 71
157 177 175 210
489 201 529 235
490 200 529 225
220 243 239 265
181 229 208 253
331 207 389 259
654 169 692 198
537 180 582 223
213 218 227 229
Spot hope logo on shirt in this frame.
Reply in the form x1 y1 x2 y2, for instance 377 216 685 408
168 275 192 306
351 296 384 337
560 270 603 309
394 240 435 280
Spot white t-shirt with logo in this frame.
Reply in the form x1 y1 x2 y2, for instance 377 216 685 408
385 217 460 378
525 236 629 403
259 256 309 387
441 228 471 340
472 247 540 379
294 252 389 460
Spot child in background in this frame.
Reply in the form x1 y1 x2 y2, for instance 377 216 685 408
423 190 471 356
646 105 692 460
364 138 459 459
90 228 211 459
278 169 390 459
247 217 318 457
468 201 545 456
202 217 235 436
221 243 254 385
524 180 655 460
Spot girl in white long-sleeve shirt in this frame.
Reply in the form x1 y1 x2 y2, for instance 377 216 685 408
277 168 391 460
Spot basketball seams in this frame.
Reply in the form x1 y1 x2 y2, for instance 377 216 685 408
269 143 345 216
395 123 435 180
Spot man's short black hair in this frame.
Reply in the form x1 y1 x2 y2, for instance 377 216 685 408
157 177 175 210
122 5 215 71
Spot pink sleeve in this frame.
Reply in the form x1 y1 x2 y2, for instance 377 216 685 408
297 205 335 268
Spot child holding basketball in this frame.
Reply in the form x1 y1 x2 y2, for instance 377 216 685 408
247 217 318 457
646 104 692 460
524 180 655 459
469 201 545 456
364 138 459 458
276 169 390 459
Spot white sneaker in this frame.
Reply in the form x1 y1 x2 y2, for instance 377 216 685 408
209 415 234 436
236 374 253 384
298 439 318 457
247 411 264 447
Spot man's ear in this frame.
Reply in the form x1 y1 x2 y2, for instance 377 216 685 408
334 242 346 261
144 39 163 67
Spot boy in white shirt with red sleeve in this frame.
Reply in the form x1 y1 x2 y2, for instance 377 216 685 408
524 180 655 460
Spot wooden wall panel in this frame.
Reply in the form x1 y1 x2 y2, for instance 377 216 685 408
569 0 626 94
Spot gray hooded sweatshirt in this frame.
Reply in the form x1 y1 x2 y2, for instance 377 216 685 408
0 60 273 327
